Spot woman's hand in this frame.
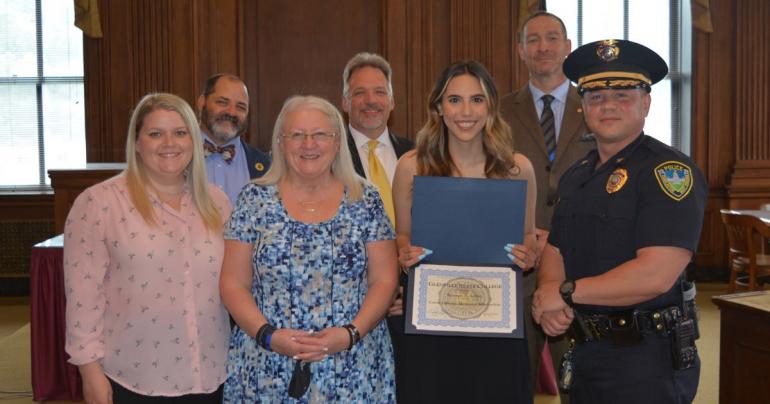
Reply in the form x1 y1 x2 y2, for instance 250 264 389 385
398 245 432 269
295 327 351 360
269 328 328 361
79 362 112 404
504 243 537 271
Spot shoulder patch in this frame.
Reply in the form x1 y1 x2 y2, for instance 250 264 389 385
654 161 693 201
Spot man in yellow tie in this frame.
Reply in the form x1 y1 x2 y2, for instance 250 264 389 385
341 52 413 402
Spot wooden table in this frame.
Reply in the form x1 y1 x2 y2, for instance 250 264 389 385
30 235 83 402
712 291 770 404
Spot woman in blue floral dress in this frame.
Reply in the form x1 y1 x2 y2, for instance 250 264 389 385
219 95 398 403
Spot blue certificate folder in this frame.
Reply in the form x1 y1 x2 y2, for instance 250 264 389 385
411 176 527 266
405 176 527 338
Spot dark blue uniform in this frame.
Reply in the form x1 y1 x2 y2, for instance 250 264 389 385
548 134 706 404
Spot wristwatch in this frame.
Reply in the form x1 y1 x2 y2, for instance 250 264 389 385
559 280 576 307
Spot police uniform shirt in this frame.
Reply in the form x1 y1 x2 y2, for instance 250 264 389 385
548 134 707 313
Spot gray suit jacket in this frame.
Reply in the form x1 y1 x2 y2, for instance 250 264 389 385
500 84 595 231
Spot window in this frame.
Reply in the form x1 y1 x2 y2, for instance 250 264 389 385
0 0 85 188
548 0 692 153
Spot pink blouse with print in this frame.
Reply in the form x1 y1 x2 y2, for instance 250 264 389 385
64 175 232 396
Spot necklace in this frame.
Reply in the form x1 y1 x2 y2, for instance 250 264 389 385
283 177 335 214
299 200 322 213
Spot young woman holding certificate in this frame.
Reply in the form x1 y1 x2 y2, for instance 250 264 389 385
392 60 539 403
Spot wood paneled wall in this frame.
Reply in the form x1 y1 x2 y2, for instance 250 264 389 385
73 0 770 270
692 0 770 268
83 0 246 161
83 0 527 154
730 0 770 205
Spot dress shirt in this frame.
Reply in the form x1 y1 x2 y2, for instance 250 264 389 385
529 79 571 142
64 175 232 396
350 126 398 184
203 132 251 204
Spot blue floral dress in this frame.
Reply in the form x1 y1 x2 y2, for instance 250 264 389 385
223 183 396 403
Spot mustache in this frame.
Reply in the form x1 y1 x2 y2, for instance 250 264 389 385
361 103 383 112
215 114 240 125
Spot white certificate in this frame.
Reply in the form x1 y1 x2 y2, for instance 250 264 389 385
405 263 523 338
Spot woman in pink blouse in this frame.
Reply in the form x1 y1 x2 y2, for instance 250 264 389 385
64 93 232 404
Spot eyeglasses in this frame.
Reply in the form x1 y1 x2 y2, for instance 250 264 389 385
281 131 338 143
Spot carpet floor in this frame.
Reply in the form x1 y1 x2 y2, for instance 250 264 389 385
0 284 726 403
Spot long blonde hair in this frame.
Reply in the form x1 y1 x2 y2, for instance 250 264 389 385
255 95 365 201
415 60 517 178
125 93 223 231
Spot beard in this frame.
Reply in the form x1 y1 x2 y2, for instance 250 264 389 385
201 107 247 145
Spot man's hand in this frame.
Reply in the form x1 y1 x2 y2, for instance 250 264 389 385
532 281 568 323
534 228 549 267
387 286 404 316
539 307 574 336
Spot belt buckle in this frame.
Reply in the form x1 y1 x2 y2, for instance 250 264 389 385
608 311 643 346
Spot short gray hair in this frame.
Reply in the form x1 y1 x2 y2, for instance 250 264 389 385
255 95 365 201
342 52 394 99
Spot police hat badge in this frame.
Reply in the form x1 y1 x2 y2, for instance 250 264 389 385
564 39 668 95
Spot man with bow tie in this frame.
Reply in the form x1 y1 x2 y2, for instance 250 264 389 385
196 73 271 203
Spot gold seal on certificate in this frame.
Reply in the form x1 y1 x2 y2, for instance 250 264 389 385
438 277 491 319
406 263 523 338
406 176 526 338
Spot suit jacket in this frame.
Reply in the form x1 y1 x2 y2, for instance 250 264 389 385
240 138 271 179
346 129 414 179
500 84 594 231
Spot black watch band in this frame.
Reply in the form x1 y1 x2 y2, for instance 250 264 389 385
560 280 576 307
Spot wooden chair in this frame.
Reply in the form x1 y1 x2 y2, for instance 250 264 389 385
720 209 770 292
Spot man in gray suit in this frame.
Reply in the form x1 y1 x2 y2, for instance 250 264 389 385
500 11 594 401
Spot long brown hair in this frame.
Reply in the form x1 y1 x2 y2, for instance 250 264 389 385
415 60 516 178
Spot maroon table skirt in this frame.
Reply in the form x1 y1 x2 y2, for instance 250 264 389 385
30 235 83 402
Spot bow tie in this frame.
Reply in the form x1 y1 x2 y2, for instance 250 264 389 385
203 140 236 164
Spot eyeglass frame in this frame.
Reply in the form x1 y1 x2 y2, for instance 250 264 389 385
280 131 339 143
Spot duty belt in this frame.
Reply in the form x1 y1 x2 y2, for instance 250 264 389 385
570 306 683 346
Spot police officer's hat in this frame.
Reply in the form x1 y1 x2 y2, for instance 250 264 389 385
563 39 668 95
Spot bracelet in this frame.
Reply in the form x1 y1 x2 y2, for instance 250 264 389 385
342 323 361 350
255 323 276 351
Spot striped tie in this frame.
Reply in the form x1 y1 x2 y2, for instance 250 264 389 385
540 94 556 162
367 140 395 225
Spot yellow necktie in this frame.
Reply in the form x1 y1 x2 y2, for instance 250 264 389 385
367 140 395 225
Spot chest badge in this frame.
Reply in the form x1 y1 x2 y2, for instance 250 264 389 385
654 161 693 201
255 162 265 172
606 168 628 194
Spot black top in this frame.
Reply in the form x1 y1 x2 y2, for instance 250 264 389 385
548 134 707 314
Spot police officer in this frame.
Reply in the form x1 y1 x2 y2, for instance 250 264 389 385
532 39 706 404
